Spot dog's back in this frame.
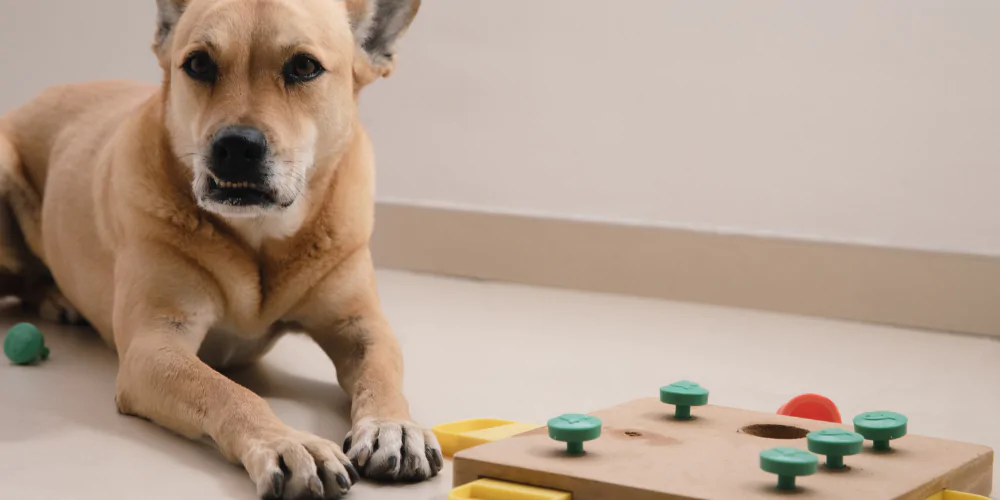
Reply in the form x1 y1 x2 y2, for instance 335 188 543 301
0 80 156 277
2 80 158 196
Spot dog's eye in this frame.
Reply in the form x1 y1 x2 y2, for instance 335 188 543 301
182 51 218 83
283 54 325 84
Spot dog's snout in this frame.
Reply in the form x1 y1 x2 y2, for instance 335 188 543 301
210 126 268 180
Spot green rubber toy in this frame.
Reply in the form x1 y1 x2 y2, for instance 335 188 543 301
547 414 602 455
853 411 907 451
4 323 49 365
760 447 818 490
659 381 709 420
807 428 864 469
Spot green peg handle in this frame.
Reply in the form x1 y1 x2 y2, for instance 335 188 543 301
777 476 796 490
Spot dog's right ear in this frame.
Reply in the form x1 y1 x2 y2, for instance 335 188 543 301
346 0 421 87
153 0 190 60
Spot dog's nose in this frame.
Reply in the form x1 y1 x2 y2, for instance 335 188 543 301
209 126 268 181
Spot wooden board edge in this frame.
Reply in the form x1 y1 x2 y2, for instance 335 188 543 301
901 448 993 499
453 454 682 500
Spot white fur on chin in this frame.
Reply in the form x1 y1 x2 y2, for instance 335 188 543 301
202 197 309 250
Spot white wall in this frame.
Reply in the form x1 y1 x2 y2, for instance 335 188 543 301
0 2 161 105
362 1 1000 255
2 1 998 255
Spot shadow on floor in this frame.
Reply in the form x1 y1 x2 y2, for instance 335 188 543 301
1 306 354 498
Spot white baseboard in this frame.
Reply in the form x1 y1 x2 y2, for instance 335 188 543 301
371 202 1000 337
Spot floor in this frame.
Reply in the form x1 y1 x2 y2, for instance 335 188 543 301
1 269 997 499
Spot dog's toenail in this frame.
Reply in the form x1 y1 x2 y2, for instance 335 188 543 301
308 476 324 496
264 470 284 499
346 462 360 484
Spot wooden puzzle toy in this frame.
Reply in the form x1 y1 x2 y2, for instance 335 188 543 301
440 381 994 500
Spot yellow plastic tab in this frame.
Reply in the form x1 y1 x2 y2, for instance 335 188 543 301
449 479 571 500
924 491 990 500
434 419 541 457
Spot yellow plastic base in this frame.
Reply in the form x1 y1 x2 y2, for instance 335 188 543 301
449 479 571 500
433 419 541 457
924 491 990 500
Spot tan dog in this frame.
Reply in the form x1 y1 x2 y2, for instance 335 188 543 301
0 0 443 498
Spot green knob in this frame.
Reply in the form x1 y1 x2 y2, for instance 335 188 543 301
760 447 818 490
547 414 602 455
659 381 709 420
4 323 49 365
807 428 864 469
853 412 907 451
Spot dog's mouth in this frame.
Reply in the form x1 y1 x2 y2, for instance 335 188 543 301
205 176 276 206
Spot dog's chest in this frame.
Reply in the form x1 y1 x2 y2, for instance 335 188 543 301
197 325 286 369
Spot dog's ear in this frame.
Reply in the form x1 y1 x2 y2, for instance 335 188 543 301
153 0 191 60
346 0 421 85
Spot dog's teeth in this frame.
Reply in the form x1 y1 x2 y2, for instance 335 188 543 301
213 179 259 190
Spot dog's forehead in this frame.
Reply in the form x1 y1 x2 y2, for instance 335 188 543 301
179 0 352 51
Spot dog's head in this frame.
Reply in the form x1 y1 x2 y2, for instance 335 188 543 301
154 0 418 218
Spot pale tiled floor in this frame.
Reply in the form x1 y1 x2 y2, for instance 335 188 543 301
1 269 997 499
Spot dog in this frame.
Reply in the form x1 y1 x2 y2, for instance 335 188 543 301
0 0 442 498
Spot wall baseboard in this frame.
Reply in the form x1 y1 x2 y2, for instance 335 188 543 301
371 202 1000 338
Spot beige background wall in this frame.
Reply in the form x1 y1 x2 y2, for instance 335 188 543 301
362 0 1000 255
2 1 999 255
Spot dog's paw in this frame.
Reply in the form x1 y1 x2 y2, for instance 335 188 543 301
343 418 444 483
243 429 360 500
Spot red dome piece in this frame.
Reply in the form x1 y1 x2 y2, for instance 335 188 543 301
777 394 842 423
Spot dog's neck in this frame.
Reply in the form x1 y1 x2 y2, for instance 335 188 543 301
221 201 312 251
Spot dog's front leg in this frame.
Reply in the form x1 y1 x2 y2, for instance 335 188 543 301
297 249 444 482
113 250 357 499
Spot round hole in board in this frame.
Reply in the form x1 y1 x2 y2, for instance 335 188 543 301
623 431 643 437
740 424 809 440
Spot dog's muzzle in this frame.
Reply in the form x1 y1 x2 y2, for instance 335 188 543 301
205 126 277 206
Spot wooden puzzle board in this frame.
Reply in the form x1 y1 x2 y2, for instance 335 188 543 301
453 399 994 500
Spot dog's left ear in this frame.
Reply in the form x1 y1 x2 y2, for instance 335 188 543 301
346 0 421 86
